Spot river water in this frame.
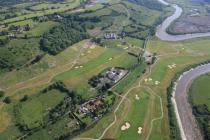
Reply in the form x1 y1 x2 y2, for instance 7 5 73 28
173 64 210 140
155 0 210 140
156 0 210 41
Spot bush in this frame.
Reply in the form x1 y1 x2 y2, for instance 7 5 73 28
0 91 4 98
3 97 11 104
20 95 28 102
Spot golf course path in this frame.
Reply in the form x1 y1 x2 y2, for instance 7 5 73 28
156 0 210 41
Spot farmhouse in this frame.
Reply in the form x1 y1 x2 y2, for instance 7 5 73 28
7 33 15 38
17 25 30 33
79 97 103 115
88 67 128 92
84 0 107 5
37 16 48 22
105 67 127 83
104 32 117 39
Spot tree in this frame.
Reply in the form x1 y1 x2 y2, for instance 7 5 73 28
20 95 28 102
3 97 11 104
0 91 4 98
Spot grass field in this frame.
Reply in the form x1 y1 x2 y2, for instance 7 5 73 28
2 0 210 139
188 73 210 139
113 63 146 93
55 47 139 98
116 90 149 140
75 37 210 140
16 89 65 129
189 73 210 109
0 0 80 25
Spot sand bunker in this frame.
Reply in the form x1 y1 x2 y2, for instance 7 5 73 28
90 45 96 49
75 66 83 69
135 94 140 100
123 47 128 50
121 122 131 131
144 78 148 82
155 81 160 85
148 78 153 81
109 58 113 61
168 63 176 69
138 127 143 134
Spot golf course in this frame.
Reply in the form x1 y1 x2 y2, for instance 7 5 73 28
0 0 210 140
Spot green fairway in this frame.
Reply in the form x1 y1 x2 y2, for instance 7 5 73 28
54 48 128 81
116 91 149 140
54 47 139 98
113 63 146 93
3 0 210 139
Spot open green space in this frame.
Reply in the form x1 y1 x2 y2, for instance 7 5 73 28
189 73 210 139
3 0 209 140
116 91 149 140
190 73 210 109
16 89 65 129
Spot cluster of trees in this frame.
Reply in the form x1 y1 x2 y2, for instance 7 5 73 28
166 82 181 140
192 105 210 138
40 18 89 55
0 57 14 71
0 0 65 6
0 91 12 104
88 74 112 93
15 81 84 138
8 24 30 31
192 104 210 139
42 81 84 105
128 0 164 11
0 37 9 46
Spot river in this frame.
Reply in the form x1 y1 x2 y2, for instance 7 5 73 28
156 0 210 41
155 0 210 140
172 64 210 140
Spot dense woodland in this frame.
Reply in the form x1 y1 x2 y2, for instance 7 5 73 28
192 104 210 139
40 17 89 55
0 0 65 6
128 0 164 11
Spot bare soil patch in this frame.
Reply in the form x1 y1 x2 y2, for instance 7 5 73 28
170 16 210 34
